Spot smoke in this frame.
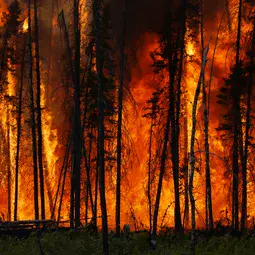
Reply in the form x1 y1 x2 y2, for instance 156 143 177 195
107 0 225 43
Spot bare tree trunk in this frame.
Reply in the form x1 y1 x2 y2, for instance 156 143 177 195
51 134 71 219
14 39 26 221
7 104 11 221
28 0 39 220
241 20 255 232
189 42 210 255
116 0 128 238
34 0 45 220
94 0 109 253
57 149 70 225
200 0 213 232
173 0 187 233
82 54 94 224
94 148 99 229
232 0 242 231
72 0 82 229
147 119 154 238
183 110 189 228
152 3 174 237
58 9 76 229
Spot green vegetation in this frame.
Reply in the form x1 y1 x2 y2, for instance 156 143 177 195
0 230 255 255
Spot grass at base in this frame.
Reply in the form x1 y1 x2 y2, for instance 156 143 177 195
0 230 254 254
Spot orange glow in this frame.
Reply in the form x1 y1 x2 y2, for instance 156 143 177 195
22 18 28 32
0 0 255 233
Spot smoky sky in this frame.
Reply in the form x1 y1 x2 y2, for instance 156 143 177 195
108 0 225 44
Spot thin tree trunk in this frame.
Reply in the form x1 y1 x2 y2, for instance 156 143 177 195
94 0 109 252
34 0 45 220
28 0 39 220
51 135 71 219
200 0 213 232
7 104 11 221
152 4 174 236
241 20 254 232
147 119 154 238
14 39 26 221
189 42 210 255
116 0 128 238
94 143 99 229
57 151 69 226
232 0 242 231
183 109 189 228
82 54 94 224
58 9 76 228
173 0 187 233
152 94 171 237
72 0 82 229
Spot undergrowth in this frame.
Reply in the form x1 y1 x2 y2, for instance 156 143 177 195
0 229 255 255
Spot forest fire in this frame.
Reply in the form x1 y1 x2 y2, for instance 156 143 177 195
0 0 255 254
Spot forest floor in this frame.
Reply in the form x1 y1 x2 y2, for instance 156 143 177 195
0 229 255 254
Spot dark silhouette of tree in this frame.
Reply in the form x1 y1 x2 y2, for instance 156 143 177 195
34 0 45 220
116 0 128 238
28 0 39 220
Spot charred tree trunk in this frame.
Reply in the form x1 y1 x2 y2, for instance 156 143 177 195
28 0 39 220
82 53 94 224
51 133 71 219
94 0 109 253
147 116 154 238
116 0 128 238
94 147 99 229
34 0 45 220
7 104 11 221
241 20 255 232
58 9 79 229
152 2 176 237
232 0 242 231
152 86 171 237
183 108 189 228
189 43 210 255
57 145 70 225
200 0 213 232
173 0 187 233
72 0 82 229
14 39 26 221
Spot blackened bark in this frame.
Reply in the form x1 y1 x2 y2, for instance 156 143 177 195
58 9 77 229
189 43 210 255
73 0 82 229
82 53 94 225
173 0 187 233
94 0 109 253
183 109 189 228
147 118 154 238
200 0 213 232
116 0 128 238
14 39 26 221
34 0 45 220
152 93 171 237
232 0 242 231
57 144 70 225
241 20 255 232
28 0 39 220
7 104 11 221
94 147 99 228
